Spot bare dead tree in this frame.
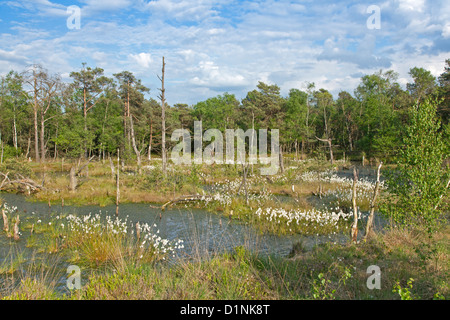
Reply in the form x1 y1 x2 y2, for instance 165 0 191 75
108 153 115 179
136 222 141 241
2 208 8 232
116 148 120 216
76 155 95 176
0 133 3 164
279 145 285 174
21 65 45 162
39 72 61 162
13 215 20 241
365 162 382 240
148 118 153 161
237 164 249 205
315 136 334 165
129 114 142 174
158 56 167 175
351 167 359 243
69 166 77 192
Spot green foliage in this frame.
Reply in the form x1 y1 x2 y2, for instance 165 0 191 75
0 157 32 177
282 89 309 145
193 93 239 131
140 165 202 194
381 98 449 234
311 265 352 300
407 67 437 101
1 145 22 160
2 278 58 300
393 278 418 300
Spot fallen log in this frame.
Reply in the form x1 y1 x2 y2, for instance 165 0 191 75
161 195 213 211
0 171 44 193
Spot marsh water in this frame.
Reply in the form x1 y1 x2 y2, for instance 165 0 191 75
0 192 352 261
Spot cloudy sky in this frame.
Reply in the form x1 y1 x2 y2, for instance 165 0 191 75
0 0 449 105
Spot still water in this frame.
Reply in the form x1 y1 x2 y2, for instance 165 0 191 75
0 192 351 264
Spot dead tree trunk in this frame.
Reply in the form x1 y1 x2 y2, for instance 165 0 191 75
12 110 17 151
0 136 3 165
40 109 46 163
116 149 120 216
243 164 249 205
315 136 334 164
108 154 115 179
33 74 40 163
2 208 8 232
237 164 249 205
365 162 382 240
69 166 77 192
279 145 285 174
76 155 95 176
158 57 167 175
136 222 141 241
148 119 153 161
129 114 142 174
351 167 358 243
13 216 20 241
25 135 31 160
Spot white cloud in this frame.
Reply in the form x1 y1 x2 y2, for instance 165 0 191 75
141 0 219 21
442 23 450 38
0 48 30 65
189 60 248 89
79 0 134 16
128 52 152 69
398 0 425 12
7 0 67 17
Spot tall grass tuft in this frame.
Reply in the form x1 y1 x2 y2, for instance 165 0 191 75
40 213 184 269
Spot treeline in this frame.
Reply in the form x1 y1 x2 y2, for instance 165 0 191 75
0 59 449 164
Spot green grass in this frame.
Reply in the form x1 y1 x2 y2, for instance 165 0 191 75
1 223 448 300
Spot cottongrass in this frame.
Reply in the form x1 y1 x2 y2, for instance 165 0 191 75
254 206 354 235
42 212 184 267
1 203 18 215
203 176 274 208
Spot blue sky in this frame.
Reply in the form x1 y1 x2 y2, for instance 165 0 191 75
0 0 449 105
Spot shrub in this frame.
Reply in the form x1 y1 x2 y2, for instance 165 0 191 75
381 98 449 235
